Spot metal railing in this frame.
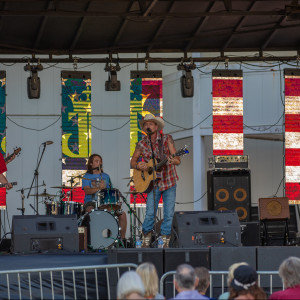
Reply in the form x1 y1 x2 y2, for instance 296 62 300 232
160 270 282 299
0 263 137 300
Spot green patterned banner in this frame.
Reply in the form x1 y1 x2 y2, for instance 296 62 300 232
61 71 91 202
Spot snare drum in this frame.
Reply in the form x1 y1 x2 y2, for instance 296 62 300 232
79 210 119 249
98 188 121 210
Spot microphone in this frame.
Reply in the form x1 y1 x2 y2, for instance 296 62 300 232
146 128 154 135
92 165 102 171
42 141 53 145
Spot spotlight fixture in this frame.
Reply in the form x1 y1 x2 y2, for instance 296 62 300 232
24 60 43 99
177 60 196 98
104 58 121 91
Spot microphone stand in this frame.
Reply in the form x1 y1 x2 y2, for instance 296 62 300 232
147 131 159 246
27 143 47 214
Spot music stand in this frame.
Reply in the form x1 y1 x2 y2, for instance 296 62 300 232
259 197 290 246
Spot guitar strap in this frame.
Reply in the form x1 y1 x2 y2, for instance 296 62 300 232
158 133 165 161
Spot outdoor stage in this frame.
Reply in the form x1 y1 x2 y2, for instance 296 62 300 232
0 246 300 299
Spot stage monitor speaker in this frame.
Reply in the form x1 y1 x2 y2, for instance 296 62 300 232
171 210 241 248
107 248 163 299
12 215 79 253
207 169 251 221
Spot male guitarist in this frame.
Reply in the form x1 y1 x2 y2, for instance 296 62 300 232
130 114 181 248
0 153 13 189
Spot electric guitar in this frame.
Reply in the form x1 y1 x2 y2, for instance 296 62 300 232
133 146 189 193
0 182 17 188
4 147 21 164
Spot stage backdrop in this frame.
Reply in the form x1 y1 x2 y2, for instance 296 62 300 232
284 69 300 204
212 70 244 156
61 71 92 202
0 71 6 209
130 70 163 207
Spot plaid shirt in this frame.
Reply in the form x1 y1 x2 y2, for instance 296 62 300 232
136 132 178 191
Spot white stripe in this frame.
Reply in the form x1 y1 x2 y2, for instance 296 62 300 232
286 166 300 182
285 96 300 114
213 77 243 80
213 97 243 115
213 133 244 150
285 132 300 149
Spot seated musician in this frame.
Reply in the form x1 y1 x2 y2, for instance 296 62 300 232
82 154 127 242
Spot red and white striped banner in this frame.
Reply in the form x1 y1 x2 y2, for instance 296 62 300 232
212 70 244 155
285 69 300 204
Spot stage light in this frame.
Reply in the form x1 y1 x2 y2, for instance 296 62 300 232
105 58 121 91
24 60 43 99
177 60 196 98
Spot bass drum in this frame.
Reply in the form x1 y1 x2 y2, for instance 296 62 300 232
80 210 119 249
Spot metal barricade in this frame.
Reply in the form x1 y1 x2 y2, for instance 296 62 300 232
160 270 281 299
0 263 137 300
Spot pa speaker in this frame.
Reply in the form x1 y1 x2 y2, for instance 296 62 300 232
171 210 241 248
12 215 79 253
181 73 194 97
27 75 41 99
207 169 251 221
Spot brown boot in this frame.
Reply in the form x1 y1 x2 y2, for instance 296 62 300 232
142 232 152 248
162 235 171 248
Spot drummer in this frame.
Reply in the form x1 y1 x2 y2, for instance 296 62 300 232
82 154 127 241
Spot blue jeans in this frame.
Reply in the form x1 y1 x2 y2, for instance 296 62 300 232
142 184 176 236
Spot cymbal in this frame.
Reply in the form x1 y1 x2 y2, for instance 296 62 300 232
51 185 74 189
29 192 56 197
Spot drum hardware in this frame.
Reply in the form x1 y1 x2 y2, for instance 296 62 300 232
16 182 46 216
29 190 56 197
51 185 73 189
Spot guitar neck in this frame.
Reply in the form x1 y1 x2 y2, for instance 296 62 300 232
0 182 17 188
156 153 176 170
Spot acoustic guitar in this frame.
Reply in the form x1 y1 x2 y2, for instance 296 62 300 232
133 146 189 193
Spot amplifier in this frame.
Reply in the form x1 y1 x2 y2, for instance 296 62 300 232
209 155 249 169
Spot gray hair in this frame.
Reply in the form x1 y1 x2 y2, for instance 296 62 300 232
175 264 196 289
279 256 300 288
117 271 145 299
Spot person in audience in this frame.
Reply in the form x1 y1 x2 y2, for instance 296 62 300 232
269 256 300 300
174 264 207 299
218 262 249 300
195 267 210 298
229 265 266 300
136 263 165 299
117 271 145 299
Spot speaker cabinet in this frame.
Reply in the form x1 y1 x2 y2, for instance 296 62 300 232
207 169 251 221
171 210 241 248
240 222 260 246
12 215 79 253
259 197 290 220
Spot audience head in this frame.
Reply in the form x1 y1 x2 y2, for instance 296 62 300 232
278 256 300 289
174 264 198 292
195 267 210 295
229 265 266 300
117 271 145 299
227 262 249 286
136 262 159 298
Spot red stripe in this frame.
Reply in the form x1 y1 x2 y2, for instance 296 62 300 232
285 182 300 201
0 188 6 208
213 150 244 155
213 115 243 133
212 79 243 97
285 148 300 166
285 78 300 96
62 187 84 203
285 114 300 132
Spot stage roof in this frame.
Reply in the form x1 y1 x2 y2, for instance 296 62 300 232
0 0 299 57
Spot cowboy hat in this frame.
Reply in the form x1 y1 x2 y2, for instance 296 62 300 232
139 114 165 131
